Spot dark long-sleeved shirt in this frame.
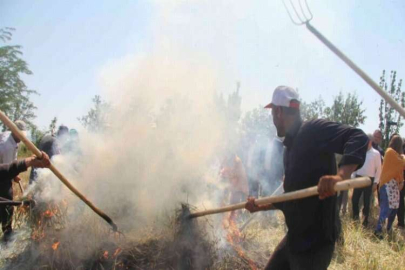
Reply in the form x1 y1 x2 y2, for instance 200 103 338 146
30 135 60 184
0 160 27 197
275 119 368 253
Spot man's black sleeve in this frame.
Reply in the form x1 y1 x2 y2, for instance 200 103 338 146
310 119 368 169
273 201 284 212
0 160 28 181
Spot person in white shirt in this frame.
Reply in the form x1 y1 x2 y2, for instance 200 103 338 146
352 134 382 226
0 120 27 173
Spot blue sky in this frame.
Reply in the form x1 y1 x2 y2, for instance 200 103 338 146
1 0 405 133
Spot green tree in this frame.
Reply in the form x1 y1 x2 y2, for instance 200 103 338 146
79 95 110 132
300 93 366 127
300 97 326 121
0 28 38 130
324 92 366 127
49 117 57 135
378 70 404 149
30 125 45 147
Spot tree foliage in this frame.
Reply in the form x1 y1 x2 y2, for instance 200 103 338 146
49 117 57 135
0 27 38 130
324 92 366 127
78 95 110 132
300 97 326 121
378 70 404 149
300 92 366 127
30 125 45 147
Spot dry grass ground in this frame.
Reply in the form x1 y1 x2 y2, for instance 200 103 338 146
331 217 405 270
236 206 405 270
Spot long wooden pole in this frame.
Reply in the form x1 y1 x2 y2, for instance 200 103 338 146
305 22 405 118
18 181 24 194
189 177 370 219
0 111 118 231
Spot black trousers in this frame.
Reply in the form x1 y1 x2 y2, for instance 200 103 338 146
0 184 14 234
265 236 335 270
397 187 405 227
352 176 374 224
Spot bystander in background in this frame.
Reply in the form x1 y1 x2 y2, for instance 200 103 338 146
375 135 405 237
352 134 381 227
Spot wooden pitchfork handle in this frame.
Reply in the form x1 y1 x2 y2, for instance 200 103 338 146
17 181 24 194
0 111 118 231
305 22 405 118
188 177 371 219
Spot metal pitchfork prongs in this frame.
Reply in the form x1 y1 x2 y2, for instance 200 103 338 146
282 0 405 119
282 0 313 26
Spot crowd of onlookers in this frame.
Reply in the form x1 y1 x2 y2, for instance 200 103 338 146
367 130 405 237
337 129 405 237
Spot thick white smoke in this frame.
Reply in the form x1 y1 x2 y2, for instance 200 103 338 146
29 51 230 233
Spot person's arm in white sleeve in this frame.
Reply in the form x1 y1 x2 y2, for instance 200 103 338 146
373 152 382 192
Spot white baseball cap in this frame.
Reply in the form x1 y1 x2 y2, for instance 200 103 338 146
264 86 300 109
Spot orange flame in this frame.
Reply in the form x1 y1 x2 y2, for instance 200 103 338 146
52 241 60 251
43 210 54 218
103 251 109 259
223 211 257 270
113 247 122 257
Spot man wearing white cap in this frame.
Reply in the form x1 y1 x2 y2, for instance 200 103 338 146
245 86 368 270
0 120 27 240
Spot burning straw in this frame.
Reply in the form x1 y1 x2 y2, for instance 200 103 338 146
1 203 219 270
3 198 273 270
174 204 216 269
